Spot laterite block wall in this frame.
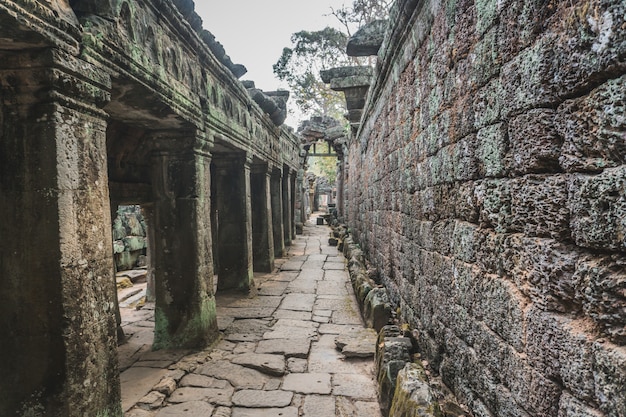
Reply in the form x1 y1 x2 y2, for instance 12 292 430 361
346 0 625 415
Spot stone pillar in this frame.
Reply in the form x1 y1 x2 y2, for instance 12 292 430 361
282 166 293 245
150 132 218 350
251 163 275 272
336 157 345 221
110 201 126 343
213 153 254 292
271 167 285 257
0 49 122 416
142 204 156 303
292 170 299 238
294 168 305 234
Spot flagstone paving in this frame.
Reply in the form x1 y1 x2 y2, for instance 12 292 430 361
122 216 382 416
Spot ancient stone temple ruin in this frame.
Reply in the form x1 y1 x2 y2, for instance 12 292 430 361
1 0 625 416
1 1 300 415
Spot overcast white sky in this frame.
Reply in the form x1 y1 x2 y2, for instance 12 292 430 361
195 1 349 92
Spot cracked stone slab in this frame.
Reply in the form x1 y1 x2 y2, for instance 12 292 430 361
226 318 272 334
168 386 234 406
180 374 232 389
231 353 286 376
137 391 165 410
217 316 235 331
232 407 299 417
286 279 317 293
221 295 283 309
316 281 349 296
302 260 325 269
225 333 263 342
298 269 325 281
313 295 347 310
302 394 335 416
335 327 378 358
308 335 374 374
196 361 269 389
154 401 215 417
257 280 289 295
324 261 346 270
332 373 379 399
263 319 319 339
323 270 349 281
233 342 258 354
280 293 316 311
287 358 308 373
256 338 312 358
273 271 299 282
232 389 293 407
281 260 304 271
218 307 276 319
273 309 312 320
282 373 332 394
120 367 170 411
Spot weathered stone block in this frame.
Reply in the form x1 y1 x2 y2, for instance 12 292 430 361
452 136 479 181
548 2 626 100
500 35 560 116
525 308 595 401
474 179 511 232
568 168 626 252
592 341 626 417
451 221 478 263
574 256 626 344
473 78 504 129
468 27 500 88
558 75 626 173
389 362 442 417
476 122 510 178
499 236 580 312
508 175 570 239
364 287 392 331
497 0 558 63
558 392 604 417
509 108 562 174
471 273 527 352
376 325 413 416
452 0 477 60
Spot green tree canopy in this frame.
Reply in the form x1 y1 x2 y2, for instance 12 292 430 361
273 27 350 118
330 0 392 36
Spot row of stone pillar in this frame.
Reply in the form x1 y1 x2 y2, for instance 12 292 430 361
113 148 297 350
0 50 298 416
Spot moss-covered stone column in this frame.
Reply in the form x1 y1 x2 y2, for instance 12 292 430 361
150 132 218 350
213 153 254 292
271 167 285 257
282 166 294 245
0 49 122 416
142 204 156 303
251 163 275 272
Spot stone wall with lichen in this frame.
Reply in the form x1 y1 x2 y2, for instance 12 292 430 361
345 0 625 416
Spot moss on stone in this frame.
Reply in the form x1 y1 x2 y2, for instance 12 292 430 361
389 362 443 417
153 296 218 350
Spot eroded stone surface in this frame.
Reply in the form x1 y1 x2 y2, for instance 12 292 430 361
231 353 286 376
154 401 215 417
282 373 332 394
232 390 293 408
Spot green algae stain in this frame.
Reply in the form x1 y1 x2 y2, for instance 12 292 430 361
153 296 218 350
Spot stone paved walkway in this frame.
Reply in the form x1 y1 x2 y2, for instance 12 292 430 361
122 216 383 417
